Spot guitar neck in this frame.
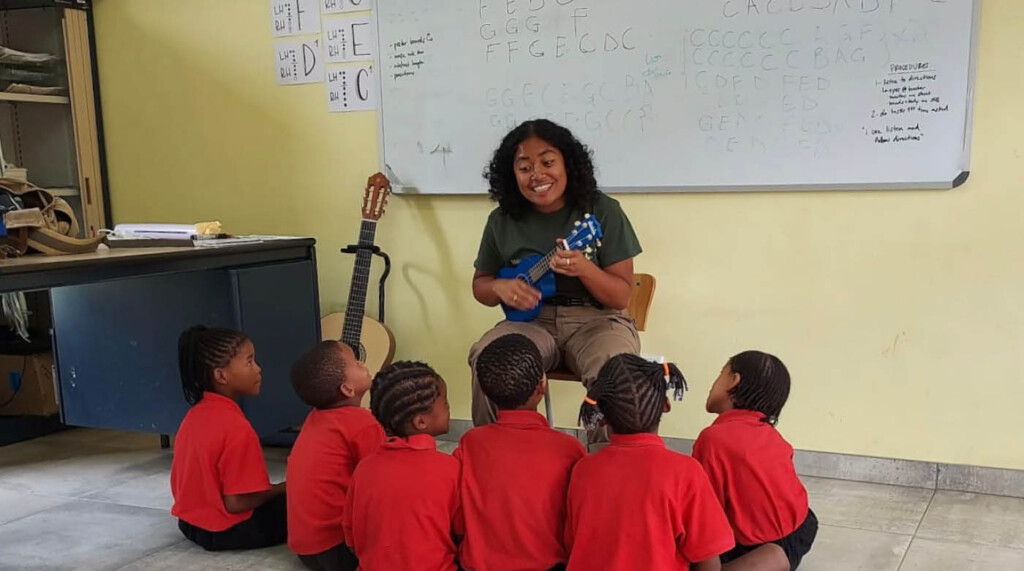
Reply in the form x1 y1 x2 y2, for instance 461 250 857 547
341 219 377 348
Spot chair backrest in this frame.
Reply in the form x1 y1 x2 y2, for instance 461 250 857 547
626 273 656 332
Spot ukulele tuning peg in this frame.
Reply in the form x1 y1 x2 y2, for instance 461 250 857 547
585 247 593 254
574 221 581 227
596 239 602 248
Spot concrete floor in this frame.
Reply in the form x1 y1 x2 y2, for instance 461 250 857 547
1 428 1022 570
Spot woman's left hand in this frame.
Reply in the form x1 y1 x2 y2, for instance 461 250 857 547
551 245 595 278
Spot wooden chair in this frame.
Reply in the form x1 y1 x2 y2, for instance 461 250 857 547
543 273 657 426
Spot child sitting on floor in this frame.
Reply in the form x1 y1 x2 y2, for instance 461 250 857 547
170 325 286 551
693 351 817 571
287 341 385 571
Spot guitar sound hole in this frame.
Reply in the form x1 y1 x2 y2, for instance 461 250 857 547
357 344 367 363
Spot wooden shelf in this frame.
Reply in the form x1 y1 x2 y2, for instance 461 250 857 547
0 92 70 105
48 186 79 196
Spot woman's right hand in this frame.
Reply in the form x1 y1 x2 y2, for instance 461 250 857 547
492 279 542 310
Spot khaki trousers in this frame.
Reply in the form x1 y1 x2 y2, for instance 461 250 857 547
468 305 640 448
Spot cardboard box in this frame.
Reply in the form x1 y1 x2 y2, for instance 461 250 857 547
0 352 58 417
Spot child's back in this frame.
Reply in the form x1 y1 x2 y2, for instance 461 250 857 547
693 409 807 545
287 406 383 555
566 433 733 570
286 342 383 566
695 351 817 570
458 333 587 571
456 411 585 570
344 361 460 571
565 354 734 571
346 434 460 570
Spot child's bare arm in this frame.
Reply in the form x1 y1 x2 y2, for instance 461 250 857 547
223 482 285 514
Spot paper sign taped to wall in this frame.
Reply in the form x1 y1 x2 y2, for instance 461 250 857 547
271 0 321 37
323 15 375 63
275 39 325 85
327 64 375 112
322 0 374 14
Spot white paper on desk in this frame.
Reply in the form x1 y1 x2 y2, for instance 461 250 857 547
113 224 195 239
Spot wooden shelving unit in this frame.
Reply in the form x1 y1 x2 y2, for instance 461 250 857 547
0 92 70 104
0 1 107 235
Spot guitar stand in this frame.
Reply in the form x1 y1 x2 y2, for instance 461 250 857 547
340 244 391 322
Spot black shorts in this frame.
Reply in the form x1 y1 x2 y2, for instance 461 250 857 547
178 493 288 551
298 542 358 571
720 508 818 571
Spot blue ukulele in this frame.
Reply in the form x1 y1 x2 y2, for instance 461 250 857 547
496 214 604 322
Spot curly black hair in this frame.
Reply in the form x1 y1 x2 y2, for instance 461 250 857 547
291 341 347 409
483 119 598 219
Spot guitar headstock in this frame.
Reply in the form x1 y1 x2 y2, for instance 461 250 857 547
362 172 391 221
562 214 603 255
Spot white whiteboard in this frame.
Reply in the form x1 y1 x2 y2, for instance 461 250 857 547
375 0 979 194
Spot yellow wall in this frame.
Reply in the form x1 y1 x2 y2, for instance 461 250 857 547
93 0 1024 470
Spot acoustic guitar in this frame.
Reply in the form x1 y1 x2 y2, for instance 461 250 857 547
496 214 603 322
320 173 396 375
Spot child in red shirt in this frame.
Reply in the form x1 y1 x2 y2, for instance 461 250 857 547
170 325 286 551
566 354 734 571
456 333 586 571
344 361 461 571
287 341 385 571
693 351 817 571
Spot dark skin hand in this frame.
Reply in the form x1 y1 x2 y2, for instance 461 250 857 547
223 482 285 514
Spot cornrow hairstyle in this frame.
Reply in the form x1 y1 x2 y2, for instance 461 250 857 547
727 350 790 426
178 325 250 405
579 354 687 434
291 341 347 409
370 360 443 437
475 333 544 410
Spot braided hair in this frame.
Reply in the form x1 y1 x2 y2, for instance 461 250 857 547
370 360 443 437
727 350 790 426
579 354 687 434
475 334 544 409
291 341 346 409
177 325 249 405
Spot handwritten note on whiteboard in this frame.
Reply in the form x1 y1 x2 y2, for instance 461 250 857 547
270 0 321 37
275 39 325 85
322 0 374 15
323 15 375 63
327 64 375 112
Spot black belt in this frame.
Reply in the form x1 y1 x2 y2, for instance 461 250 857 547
547 295 604 309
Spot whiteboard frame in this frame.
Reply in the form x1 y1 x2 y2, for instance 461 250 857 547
373 0 981 196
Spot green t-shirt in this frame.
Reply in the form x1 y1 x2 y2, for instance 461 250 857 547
474 192 643 297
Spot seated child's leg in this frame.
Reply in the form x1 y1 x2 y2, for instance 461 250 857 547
722 509 818 571
721 544 789 571
178 494 288 551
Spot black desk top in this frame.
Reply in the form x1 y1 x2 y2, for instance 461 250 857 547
0 238 316 293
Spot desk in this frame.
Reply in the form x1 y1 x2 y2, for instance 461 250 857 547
0 239 320 442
